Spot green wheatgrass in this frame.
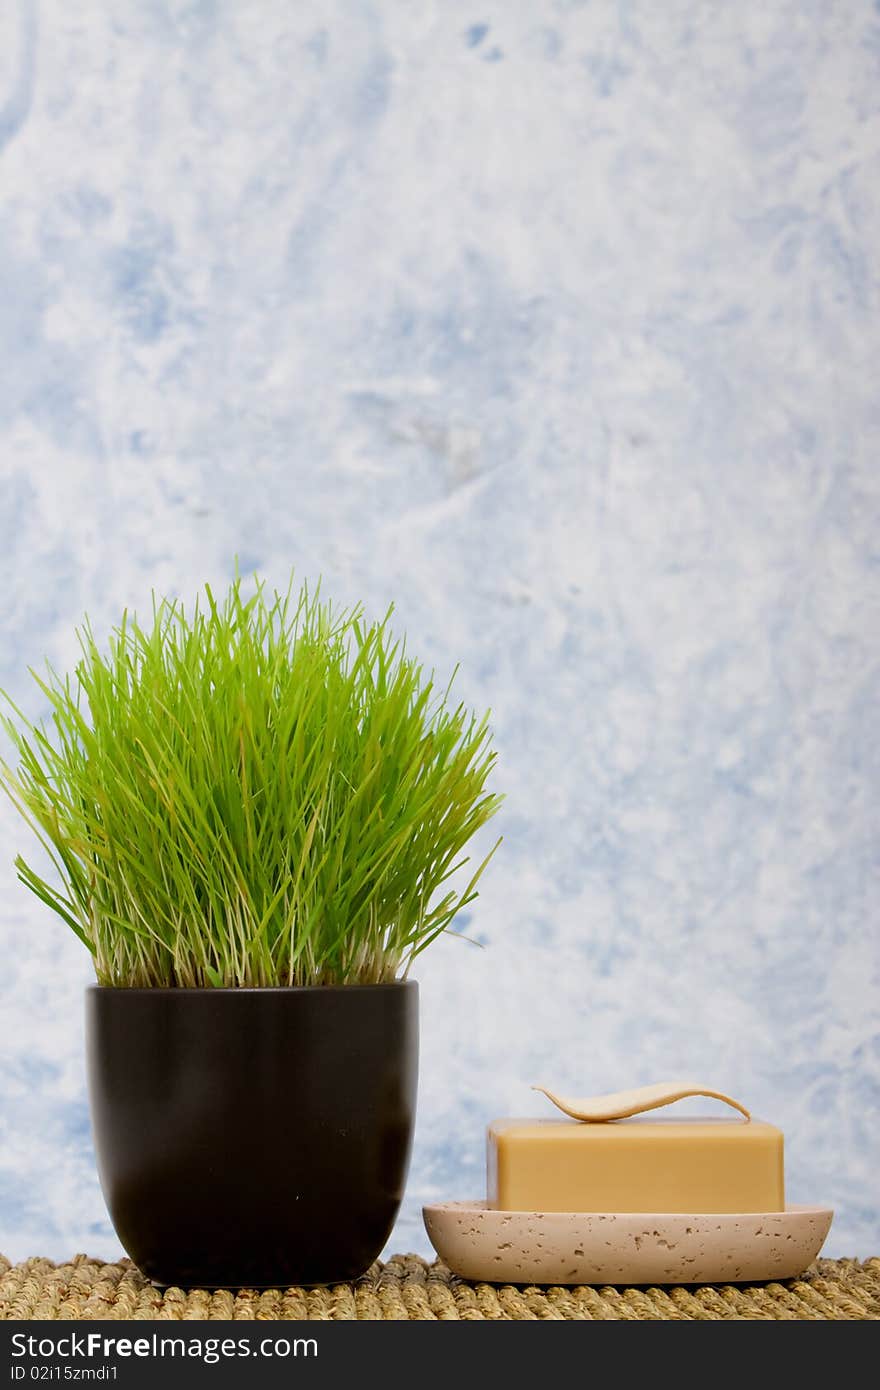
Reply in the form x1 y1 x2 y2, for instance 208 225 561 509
0 574 502 987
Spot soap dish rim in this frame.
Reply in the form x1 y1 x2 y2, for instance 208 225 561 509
422 1199 834 1287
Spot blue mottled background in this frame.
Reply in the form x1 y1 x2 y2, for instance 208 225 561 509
1 0 878 1264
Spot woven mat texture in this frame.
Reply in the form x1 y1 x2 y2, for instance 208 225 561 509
1 1254 878 1320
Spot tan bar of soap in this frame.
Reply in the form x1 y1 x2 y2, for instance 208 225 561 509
487 1117 785 1214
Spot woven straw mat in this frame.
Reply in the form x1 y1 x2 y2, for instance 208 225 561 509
1 1254 878 1320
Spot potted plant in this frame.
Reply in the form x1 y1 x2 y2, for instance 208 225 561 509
0 574 501 1288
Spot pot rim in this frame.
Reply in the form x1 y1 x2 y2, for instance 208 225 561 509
85 979 417 996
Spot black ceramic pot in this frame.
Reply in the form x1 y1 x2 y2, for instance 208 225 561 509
85 982 418 1288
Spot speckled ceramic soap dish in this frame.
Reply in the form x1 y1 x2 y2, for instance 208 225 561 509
423 1201 834 1285
423 1083 833 1285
